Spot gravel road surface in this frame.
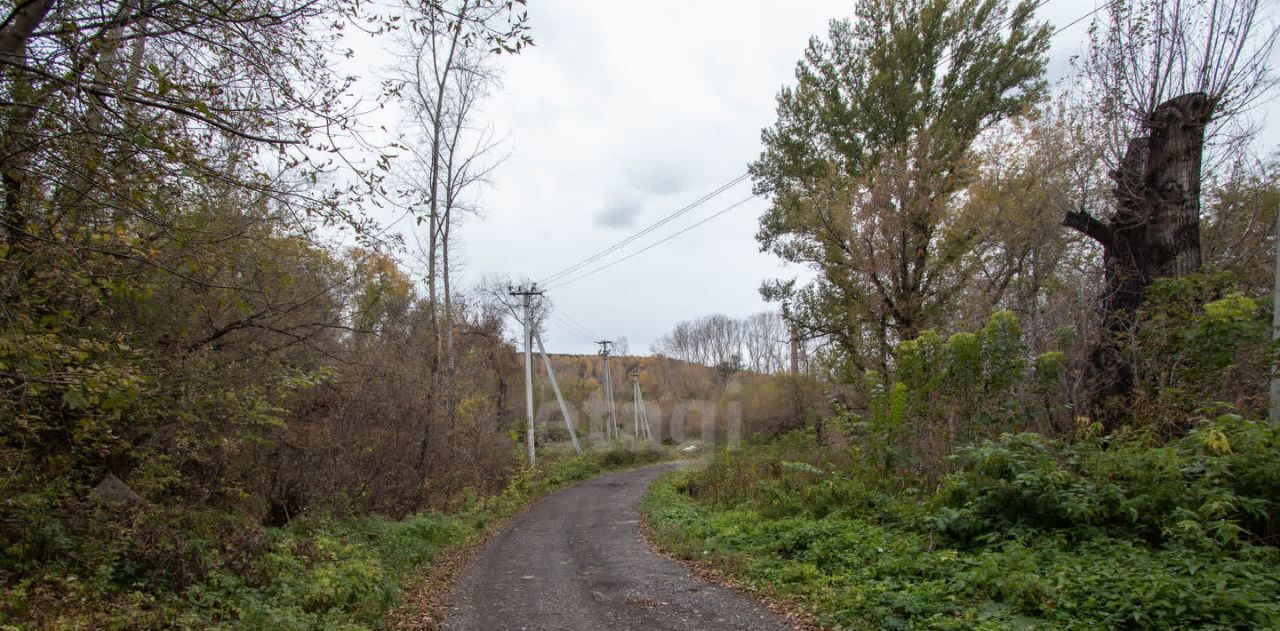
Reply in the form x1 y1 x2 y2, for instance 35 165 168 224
440 463 791 631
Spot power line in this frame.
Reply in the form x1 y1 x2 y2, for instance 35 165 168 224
547 307 596 342
537 1 1088 292
933 0 1101 77
545 194 757 291
550 305 599 340
922 0 1051 76
1048 2 1106 38
538 172 750 286
534 0 1103 296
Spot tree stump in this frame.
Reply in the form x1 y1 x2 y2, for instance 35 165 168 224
1061 92 1213 421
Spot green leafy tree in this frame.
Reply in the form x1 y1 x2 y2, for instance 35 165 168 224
752 0 1050 373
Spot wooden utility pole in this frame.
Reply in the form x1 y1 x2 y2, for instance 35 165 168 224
510 283 543 465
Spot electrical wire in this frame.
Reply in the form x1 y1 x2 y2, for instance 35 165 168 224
1047 2 1106 38
545 194 757 291
931 0 1101 76
550 305 600 340
537 172 750 286
547 306 597 341
532 0 1108 305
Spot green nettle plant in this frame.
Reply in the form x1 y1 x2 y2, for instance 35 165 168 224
646 413 1280 629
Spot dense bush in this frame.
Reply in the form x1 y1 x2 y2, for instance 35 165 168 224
676 432 904 521
2 449 668 628
594 444 668 470
3 500 467 628
936 416 1280 547
645 426 1280 629
852 311 1069 478
1128 273 1273 432
648 286 1280 627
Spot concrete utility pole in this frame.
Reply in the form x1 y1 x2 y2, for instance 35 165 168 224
630 367 652 440
537 332 581 454
510 283 543 465
630 367 639 436
596 340 617 440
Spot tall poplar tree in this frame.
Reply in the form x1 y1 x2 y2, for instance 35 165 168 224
751 0 1050 372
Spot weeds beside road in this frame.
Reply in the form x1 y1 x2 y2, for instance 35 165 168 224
643 426 1280 630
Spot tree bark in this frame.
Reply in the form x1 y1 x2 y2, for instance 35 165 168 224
412 5 466 473
1145 92 1212 278
0 1 54 60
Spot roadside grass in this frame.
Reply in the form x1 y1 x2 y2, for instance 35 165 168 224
3 444 667 630
642 425 1280 630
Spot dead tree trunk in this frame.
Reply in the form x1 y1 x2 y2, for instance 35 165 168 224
1061 92 1212 420
1146 93 1211 278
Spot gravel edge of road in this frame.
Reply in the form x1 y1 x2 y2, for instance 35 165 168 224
637 469 829 631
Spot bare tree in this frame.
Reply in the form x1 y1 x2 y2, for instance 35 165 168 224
395 0 510 460
1072 0 1278 281
653 313 748 370
743 311 787 373
397 0 505 350
1083 0 1279 162
703 314 743 368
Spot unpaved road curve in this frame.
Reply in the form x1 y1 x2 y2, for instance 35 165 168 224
440 463 791 631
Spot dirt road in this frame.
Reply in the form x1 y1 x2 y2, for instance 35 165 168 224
440 463 791 631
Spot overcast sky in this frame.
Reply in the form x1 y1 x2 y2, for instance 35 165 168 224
356 0 1280 356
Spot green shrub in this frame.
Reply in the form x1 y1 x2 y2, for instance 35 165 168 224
936 416 1280 548
645 424 1280 630
851 311 1040 477
681 435 917 523
1130 273 1273 429
594 444 666 469
3 446 670 628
